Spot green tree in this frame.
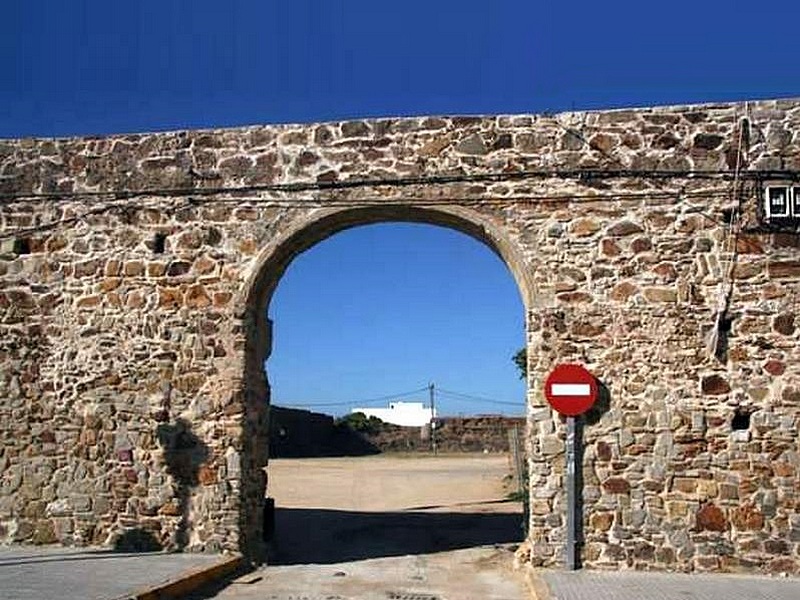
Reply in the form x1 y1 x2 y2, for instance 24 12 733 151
335 412 385 434
513 348 527 380
511 347 529 535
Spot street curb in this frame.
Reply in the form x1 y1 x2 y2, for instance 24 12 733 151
122 554 245 600
523 567 552 600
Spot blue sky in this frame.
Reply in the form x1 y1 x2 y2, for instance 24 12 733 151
4 1 800 415
268 224 525 416
5 1 800 138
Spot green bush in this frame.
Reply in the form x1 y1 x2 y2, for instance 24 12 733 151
335 412 386 434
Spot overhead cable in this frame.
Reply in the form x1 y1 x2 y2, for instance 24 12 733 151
2 167 798 205
277 385 429 409
0 186 740 241
437 387 523 407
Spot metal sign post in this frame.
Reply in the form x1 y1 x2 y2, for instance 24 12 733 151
544 363 595 571
565 415 578 570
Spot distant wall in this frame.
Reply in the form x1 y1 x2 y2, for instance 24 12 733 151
352 401 435 427
364 415 526 454
268 408 520 456
268 407 379 458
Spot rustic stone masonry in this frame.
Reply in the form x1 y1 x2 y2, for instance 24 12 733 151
268 407 524 456
366 415 527 454
1 99 799 572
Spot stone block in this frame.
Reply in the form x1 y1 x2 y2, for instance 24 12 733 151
600 238 621 256
602 477 630 494
694 555 721 570
696 480 717 500
773 313 795 335
643 286 677 303
32 520 57 544
166 260 191 276
667 500 690 519
184 284 211 308
731 503 764 531
454 134 488 155
610 281 638 301
695 502 728 532
12 520 34 541
673 478 698 494
530 500 551 515
607 220 644 237
68 495 91 513
767 557 798 575
569 218 601 237
123 260 145 277
589 511 614 531
693 133 723 150
768 261 800 279
701 375 730 396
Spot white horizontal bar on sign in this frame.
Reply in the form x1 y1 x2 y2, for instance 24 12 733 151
550 383 591 396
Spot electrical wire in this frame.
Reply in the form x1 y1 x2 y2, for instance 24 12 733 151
276 385 429 409
2 167 799 205
552 112 757 228
436 387 523 407
0 186 742 242
278 385 524 413
708 105 750 359
2 137 790 240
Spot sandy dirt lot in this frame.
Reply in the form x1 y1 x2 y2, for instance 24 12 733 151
268 454 522 512
192 454 528 600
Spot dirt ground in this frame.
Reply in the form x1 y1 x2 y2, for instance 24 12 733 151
268 453 523 512
192 454 529 599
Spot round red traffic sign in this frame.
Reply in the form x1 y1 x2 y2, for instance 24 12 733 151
544 364 598 417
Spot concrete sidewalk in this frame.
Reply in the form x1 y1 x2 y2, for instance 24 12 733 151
0 545 237 600
530 569 800 600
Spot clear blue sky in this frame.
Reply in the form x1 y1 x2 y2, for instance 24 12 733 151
267 224 525 416
4 1 800 414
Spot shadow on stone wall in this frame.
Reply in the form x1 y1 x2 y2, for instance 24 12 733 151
584 379 612 427
574 377 613 568
156 418 209 550
113 528 162 553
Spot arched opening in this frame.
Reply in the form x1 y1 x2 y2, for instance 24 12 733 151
235 205 532 560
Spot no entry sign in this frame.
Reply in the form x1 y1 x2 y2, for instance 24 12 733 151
544 363 597 417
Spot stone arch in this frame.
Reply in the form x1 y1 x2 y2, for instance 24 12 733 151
234 203 533 559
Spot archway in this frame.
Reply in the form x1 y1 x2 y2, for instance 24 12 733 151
235 204 533 559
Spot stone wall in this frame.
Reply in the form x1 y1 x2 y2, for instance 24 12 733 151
268 407 381 457
1 98 799 572
268 408 523 456
363 415 526 454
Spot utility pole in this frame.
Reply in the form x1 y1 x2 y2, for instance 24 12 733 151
429 382 437 455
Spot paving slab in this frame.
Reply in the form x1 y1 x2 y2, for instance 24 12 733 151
188 545 528 600
537 569 800 600
0 545 227 600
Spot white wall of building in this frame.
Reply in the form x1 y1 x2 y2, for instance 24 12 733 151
351 401 436 427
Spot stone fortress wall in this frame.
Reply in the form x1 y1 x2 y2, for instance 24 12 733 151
1 98 799 572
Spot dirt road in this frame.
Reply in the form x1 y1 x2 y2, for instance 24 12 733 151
269 454 522 511
192 454 528 599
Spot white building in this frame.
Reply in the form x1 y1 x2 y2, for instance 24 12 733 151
351 401 436 427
